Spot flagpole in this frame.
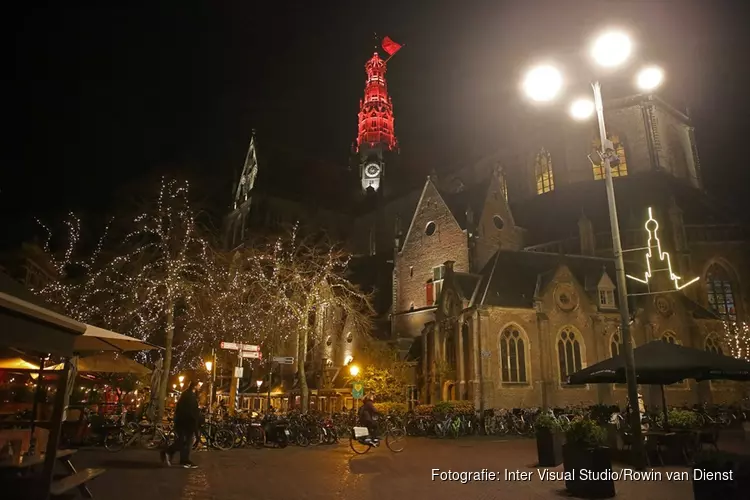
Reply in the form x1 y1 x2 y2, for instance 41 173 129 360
385 45 404 64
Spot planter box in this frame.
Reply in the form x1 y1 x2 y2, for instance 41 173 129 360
536 427 564 467
563 443 615 499
692 454 750 500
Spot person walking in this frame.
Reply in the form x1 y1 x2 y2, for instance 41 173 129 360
161 381 200 468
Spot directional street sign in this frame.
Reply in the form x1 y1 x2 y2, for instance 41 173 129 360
221 342 259 351
272 356 294 365
242 351 261 359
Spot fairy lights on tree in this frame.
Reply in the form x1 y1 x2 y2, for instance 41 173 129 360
723 320 750 361
235 224 375 409
33 180 376 416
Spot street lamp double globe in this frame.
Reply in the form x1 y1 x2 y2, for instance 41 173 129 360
521 30 660 468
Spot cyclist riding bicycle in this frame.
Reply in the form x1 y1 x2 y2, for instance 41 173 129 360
358 394 381 446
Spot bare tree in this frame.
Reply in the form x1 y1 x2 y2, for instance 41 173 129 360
107 177 210 421
241 225 375 410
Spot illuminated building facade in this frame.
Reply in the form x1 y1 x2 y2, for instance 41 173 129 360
223 48 750 412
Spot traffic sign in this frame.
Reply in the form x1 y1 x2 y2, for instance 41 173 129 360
221 342 260 351
352 382 364 399
272 356 294 365
242 351 261 359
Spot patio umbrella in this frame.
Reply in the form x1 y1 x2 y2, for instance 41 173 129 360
0 357 40 370
73 324 160 353
567 340 750 428
46 352 152 375
567 340 750 385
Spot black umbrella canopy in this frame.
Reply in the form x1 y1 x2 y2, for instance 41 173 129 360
567 340 750 385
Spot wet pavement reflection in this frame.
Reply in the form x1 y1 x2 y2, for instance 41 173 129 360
75 436 707 500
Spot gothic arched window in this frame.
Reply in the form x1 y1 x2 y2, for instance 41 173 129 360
705 333 724 355
500 325 527 383
535 149 554 194
706 264 737 322
662 331 679 344
593 135 628 180
557 326 583 381
462 322 471 384
445 327 457 373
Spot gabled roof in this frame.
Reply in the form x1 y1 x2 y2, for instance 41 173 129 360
472 250 648 309
400 177 463 250
454 272 482 301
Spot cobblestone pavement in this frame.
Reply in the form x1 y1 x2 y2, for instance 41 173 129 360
71 435 744 500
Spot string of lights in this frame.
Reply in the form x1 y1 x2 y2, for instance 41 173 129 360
32 179 375 401
722 320 750 361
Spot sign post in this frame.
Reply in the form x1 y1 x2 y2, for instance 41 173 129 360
221 342 259 415
351 381 364 413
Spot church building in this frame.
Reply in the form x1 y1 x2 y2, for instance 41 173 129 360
224 42 750 412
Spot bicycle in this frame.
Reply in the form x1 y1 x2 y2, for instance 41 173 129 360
349 425 406 454
104 421 170 452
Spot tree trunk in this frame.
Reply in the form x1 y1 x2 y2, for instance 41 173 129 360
156 300 175 422
298 325 309 412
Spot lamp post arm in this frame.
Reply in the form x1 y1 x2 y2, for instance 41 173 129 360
593 80 645 469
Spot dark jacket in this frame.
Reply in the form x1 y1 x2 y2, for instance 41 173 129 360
358 398 378 425
174 389 200 429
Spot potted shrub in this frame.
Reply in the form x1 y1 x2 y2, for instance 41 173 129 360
692 450 750 499
563 419 615 499
535 414 566 466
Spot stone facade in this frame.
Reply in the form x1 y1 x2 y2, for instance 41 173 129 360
222 91 750 411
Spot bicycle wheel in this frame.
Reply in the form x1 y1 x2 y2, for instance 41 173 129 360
213 429 235 451
104 429 126 452
247 426 265 449
350 437 371 454
295 432 310 447
385 429 405 453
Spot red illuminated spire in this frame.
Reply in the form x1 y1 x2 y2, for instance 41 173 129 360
355 52 398 152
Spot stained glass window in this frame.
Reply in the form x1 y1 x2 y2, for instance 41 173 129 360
706 264 737 321
593 135 628 180
535 149 554 194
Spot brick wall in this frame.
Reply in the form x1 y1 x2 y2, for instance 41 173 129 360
394 180 469 331
473 174 525 272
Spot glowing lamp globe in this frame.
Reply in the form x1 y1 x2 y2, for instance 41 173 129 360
591 31 632 68
570 99 595 120
204 360 213 372
349 365 360 377
637 66 664 91
523 65 562 102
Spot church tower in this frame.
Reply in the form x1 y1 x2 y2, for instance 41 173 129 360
224 130 259 249
353 51 399 196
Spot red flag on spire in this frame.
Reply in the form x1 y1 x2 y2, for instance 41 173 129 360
382 36 403 56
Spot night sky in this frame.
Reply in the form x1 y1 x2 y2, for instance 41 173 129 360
5 1 749 249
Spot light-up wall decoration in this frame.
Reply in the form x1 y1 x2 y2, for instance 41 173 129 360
626 207 699 291
355 52 398 152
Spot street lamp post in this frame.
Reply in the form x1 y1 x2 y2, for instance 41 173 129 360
205 349 215 410
591 78 645 468
521 29 663 468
